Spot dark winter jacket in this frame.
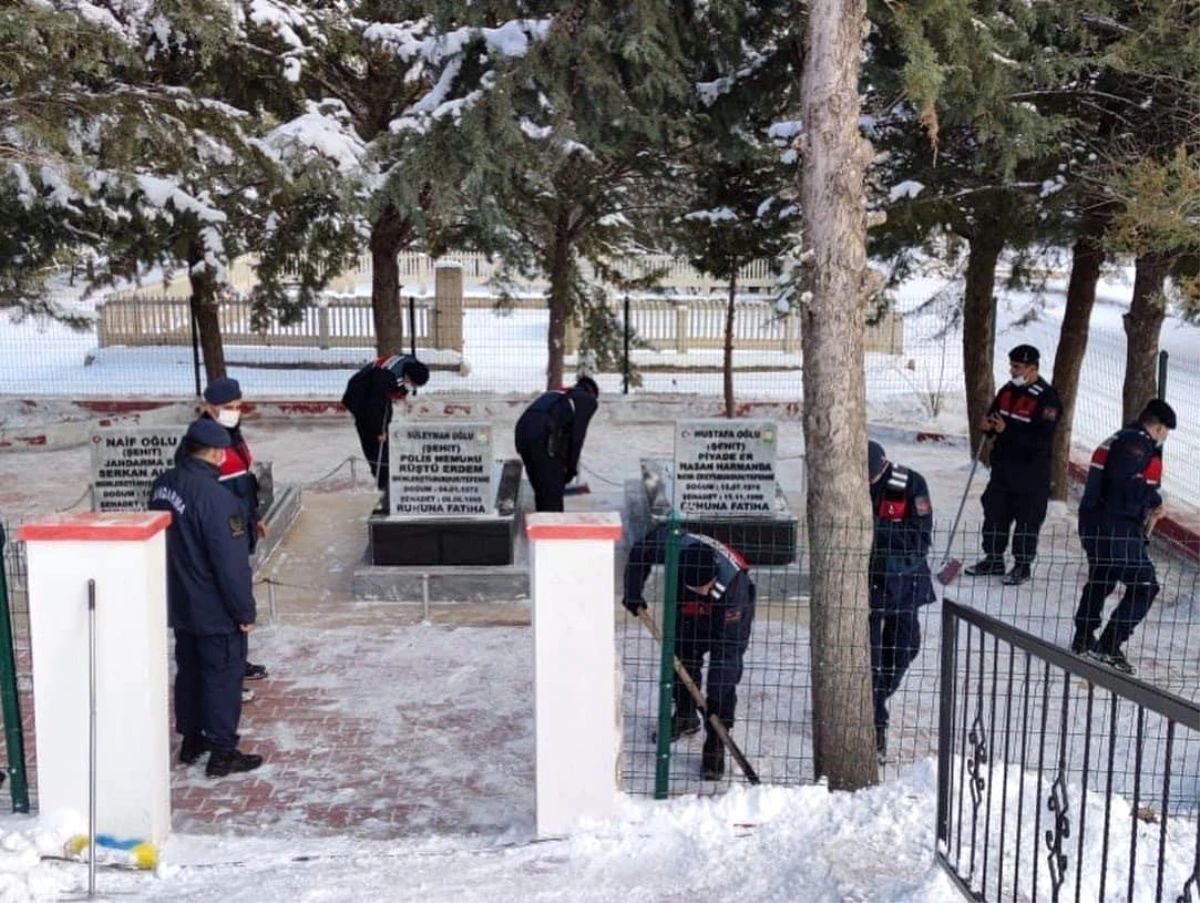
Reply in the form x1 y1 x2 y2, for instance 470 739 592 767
175 415 261 551
869 463 936 612
985 377 1062 493
149 456 256 634
624 527 755 617
1079 425 1164 533
515 386 599 481
342 355 420 442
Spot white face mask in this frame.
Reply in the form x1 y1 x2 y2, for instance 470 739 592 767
216 408 240 429
1010 375 1028 388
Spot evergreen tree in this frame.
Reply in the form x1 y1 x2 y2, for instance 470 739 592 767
453 0 697 388
674 0 800 416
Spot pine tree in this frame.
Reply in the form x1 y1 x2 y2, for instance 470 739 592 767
865 0 1080 460
673 0 800 416
451 0 697 388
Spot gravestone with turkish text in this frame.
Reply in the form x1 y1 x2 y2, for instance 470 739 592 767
673 419 778 516
90 428 181 511
388 421 494 517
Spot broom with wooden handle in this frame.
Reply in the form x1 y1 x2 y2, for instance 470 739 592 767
935 435 990 585
635 608 760 784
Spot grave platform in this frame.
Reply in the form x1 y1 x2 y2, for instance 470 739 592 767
639 457 798 566
354 459 529 602
368 459 522 567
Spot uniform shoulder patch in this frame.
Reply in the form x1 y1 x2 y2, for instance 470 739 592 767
1042 406 1060 421
229 515 246 538
914 495 932 516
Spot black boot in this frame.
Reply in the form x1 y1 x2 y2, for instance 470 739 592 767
701 732 724 781
244 662 269 681
1089 630 1135 675
1002 562 1032 586
964 556 1006 577
206 747 264 778
875 725 888 764
178 733 210 766
1070 628 1096 655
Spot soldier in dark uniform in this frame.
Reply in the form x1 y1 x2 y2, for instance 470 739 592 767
150 419 263 778
965 345 1062 586
341 353 430 512
622 525 756 781
1072 399 1176 675
514 377 599 512
177 377 268 694
867 441 936 761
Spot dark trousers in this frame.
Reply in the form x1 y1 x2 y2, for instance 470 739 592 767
515 417 565 512
1075 527 1160 647
672 594 755 730
174 630 247 750
356 424 389 498
869 608 921 729
981 484 1049 563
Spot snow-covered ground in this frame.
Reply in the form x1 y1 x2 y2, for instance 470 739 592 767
0 758 1195 902
0 414 1196 900
1 264 1199 901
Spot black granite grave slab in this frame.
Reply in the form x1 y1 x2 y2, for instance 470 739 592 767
368 459 522 567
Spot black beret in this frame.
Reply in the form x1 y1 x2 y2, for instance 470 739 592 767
203 377 242 405
185 418 233 449
1008 345 1040 365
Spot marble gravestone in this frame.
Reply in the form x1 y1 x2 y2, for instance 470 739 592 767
368 420 522 567
640 419 798 565
90 428 182 511
90 426 277 515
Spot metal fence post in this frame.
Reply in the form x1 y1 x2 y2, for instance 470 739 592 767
622 293 631 395
1158 349 1169 401
653 511 683 799
408 296 418 358
936 600 959 846
0 524 30 812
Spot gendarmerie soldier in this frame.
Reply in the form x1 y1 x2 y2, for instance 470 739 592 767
965 344 1062 586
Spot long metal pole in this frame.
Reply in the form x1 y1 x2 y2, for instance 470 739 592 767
189 300 202 398
87 578 97 899
0 524 29 811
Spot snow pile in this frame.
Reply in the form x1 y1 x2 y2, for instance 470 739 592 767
3 763 958 902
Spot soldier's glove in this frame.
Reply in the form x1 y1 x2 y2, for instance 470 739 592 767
622 597 647 617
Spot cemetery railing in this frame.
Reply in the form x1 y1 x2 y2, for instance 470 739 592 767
936 598 1200 903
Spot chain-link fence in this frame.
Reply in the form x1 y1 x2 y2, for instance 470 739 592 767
3 262 1197 509
617 516 1200 802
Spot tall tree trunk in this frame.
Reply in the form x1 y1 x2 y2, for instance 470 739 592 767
545 210 573 389
799 0 878 791
187 239 226 383
723 272 737 418
963 230 1004 465
369 206 413 357
1050 228 1105 500
1122 251 1169 423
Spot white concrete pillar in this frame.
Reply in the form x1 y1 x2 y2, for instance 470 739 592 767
19 512 172 845
526 512 623 838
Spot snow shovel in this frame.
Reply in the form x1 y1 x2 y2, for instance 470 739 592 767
635 608 760 785
935 435 990 586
